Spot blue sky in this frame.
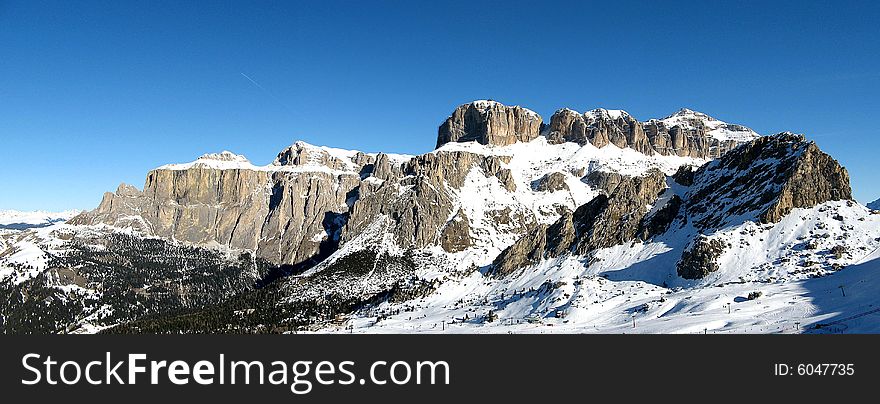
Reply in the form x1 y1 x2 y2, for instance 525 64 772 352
1 0 878 211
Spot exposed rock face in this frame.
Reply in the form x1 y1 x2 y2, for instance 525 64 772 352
546 107 759 159
544 108 589 145
532 172 569 192
341 150 515 249
671 165 697 186
492 170 668 276
435 100 757 159
641 194 683 239
644 109 759 158
439 209 472 253
761 146 852 223
583 171 630 194
436 100 542 148
570 170 668 254
546 109 653 154
685 133 852 229
71 147 374 267
676 236 729 279
273 141 373 170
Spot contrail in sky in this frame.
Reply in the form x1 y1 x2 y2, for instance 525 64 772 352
239 72 293 112
240 72 269 92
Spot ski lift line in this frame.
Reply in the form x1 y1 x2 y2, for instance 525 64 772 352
815 306 880 329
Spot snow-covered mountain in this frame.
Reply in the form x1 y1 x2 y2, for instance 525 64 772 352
0 210 80 230
1 100 877 334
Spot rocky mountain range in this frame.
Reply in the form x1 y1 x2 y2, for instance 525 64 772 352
869 198 880 210
2 100 878 334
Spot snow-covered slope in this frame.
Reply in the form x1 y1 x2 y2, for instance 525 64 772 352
0 222 77 283
322 201 880 334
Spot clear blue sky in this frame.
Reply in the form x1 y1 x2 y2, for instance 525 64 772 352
1 0 878 211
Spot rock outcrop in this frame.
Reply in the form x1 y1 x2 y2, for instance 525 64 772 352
583 171 630 194
546 107 759 158
341 150 516 250
644 109 759 158
439 209 472 253
492 170 668 276
435 101 758 159
676 236 729 279
546 108 654 154
436 100 542 148
532 172 569 192
685 133 852 229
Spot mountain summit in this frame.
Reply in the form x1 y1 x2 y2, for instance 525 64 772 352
436 100 760 159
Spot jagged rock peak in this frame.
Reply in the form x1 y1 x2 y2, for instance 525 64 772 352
272 140 373 171
545 106 653 154
436 100 542 148
685 132 852 228
653 108 760 142
546 106 760 158
664 107 701 118
115 183 142 197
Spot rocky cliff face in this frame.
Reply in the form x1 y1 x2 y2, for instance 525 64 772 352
644 109 758 158
436 101 758 158
436 100 542 148
340 150 516 253
71 146 379 268
545 107 759 158
546 108 654 155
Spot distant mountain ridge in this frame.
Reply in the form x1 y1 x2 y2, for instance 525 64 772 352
0 210 80 230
